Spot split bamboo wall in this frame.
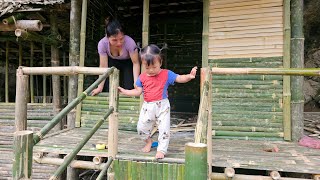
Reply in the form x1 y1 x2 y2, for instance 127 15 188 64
113 159 185 179
208 0 285 140
80 92 140 131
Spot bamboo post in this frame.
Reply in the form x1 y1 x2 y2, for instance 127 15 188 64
49 108 114 180
5 41 9 103
75 0 88 128
184 142 207 180
50 12 62 132
108 69 119 179
33 68 115 145
283 0 291 141
19 42 22 66
63 52 68 105
290 0 304 142
96 157 113 180
42 43 47 103
202 0 209 67
67 0 81 129
30 42 34 103
15 68 29 131
12 130 33 180
206 67 212 179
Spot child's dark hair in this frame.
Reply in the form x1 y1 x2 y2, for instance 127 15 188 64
140 44 167 66
105 17 124 37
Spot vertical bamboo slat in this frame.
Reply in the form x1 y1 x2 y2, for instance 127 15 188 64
283 0 291 141
5 41 9 103
290 0 304 142
12 130 33 180
15 68 29 131
76 0 88 128
185 143 207 180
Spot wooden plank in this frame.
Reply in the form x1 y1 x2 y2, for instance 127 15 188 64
209 48 283 56
210 16 282 28
209 36 283 48
210 1 283 13
210 6 283 18
211 0 282 8
209 31 283 39
210 23 283 33
210 12 282 22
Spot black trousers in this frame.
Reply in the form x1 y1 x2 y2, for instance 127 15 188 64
103 56 134 92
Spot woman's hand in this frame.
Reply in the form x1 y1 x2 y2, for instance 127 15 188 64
91 87 103 96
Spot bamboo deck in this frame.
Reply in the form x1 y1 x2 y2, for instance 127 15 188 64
34 127 320 175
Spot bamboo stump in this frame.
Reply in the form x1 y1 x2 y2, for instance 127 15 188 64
185 142 208 180
12 130 33 180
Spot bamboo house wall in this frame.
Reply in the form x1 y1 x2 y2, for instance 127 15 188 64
207 0 288 140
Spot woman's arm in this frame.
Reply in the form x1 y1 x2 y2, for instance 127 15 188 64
91 55 108 96
118 86 143 97
130 50 140 85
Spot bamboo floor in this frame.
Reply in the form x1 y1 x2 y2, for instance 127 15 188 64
34 126 320 175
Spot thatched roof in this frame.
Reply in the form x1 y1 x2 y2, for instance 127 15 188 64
0 0 64 17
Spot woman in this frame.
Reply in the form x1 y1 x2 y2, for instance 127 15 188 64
91 18 140 95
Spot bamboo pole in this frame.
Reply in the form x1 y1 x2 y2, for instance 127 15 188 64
202 0 209 67
21 66 110 75
115 154 185 164
33 68 114 145
42 43 47 103
283 0 291 141
15 68 29 131
15 20 43 31
108 69 119 179
50 12 62 132
63 52 67 105
211 68 320 76
290 0 304 142
67 0 81 130
34 157 105 170
96 157 113 180
75 0 88 127
5 41 9 103
185 142 207 180
49 108 114 180
207 67 213 179
12 130 33 180
2 13 24 24
30 42 34 103
15 29 58 45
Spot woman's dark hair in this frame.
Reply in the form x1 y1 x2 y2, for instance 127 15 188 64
105 17 124 37
140 44 167 66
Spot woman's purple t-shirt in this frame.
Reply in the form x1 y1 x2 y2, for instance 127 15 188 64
97 35 137 60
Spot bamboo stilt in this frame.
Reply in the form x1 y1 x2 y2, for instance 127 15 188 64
291 0 304 142
184 142 207 180
42 43 47 103
67 0 81 129
75 0 88 127
50 12 62 132
15 68 29 131
12 130 33 180
5 41 9 103
30 42 34 103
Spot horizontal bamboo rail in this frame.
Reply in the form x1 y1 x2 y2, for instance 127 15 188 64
211 68 320 76
115 154 185 164
33 67 115 144
211 172 311 180
49 108 114 180
21 66 111 75
33 157 105 170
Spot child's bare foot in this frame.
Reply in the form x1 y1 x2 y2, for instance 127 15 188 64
142 138 152 153
155 151 165 159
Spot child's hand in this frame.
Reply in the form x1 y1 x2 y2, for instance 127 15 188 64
189 66 197 79
117 86 126 94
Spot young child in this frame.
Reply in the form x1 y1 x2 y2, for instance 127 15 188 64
118 44 197 159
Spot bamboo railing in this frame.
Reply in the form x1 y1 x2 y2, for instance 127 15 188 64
13 66 119 180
